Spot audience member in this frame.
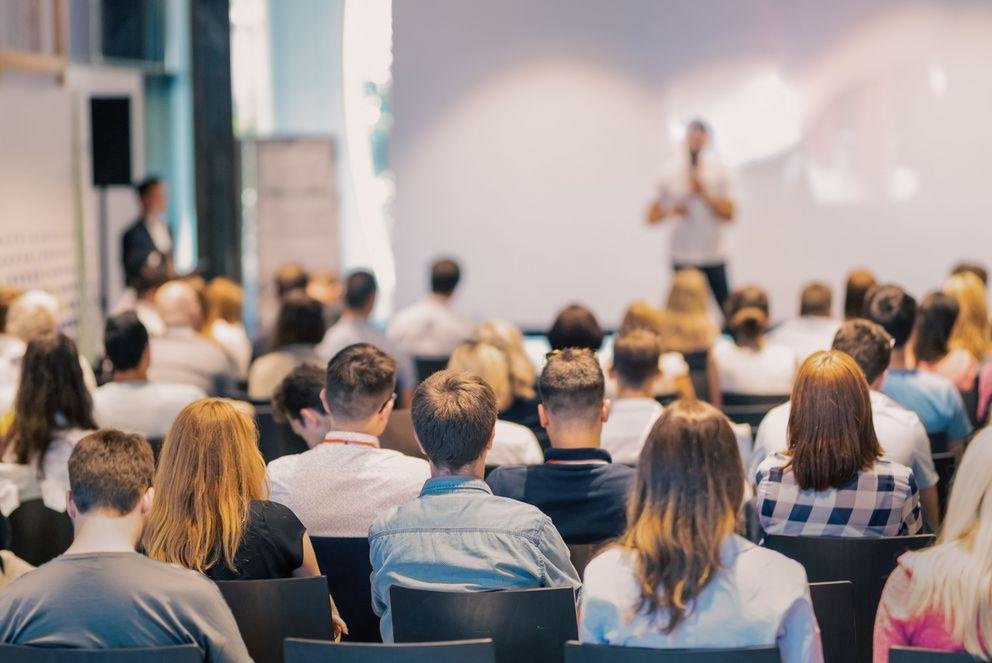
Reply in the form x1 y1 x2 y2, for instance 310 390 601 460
581 399 823 662
111 262 169 337
767 281 841 361
370 370 580 640
950 261 988 286
656 268 720 355
944 271 991 362
306 269 344 327
93 312 205 439
601 329 665 464
610 301 693 399
204 277 252 380
0 512 33 589
755 351 923 537
388 257 472 358
844 268 877 320
266 344 429 537
0 286 24 414
548 303 604 352
248 292 325 400
913 292 977 391
254 262 312 358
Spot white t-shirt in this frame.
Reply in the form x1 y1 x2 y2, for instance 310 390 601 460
766 317 841 364
601 398 663 465
486 420 544 466
0 428 91 513
93 380 206 439
712 337 796 396
748 390 939 489
208 320 252 380
247 344 321 402
386 297 473 358
657 150 732 265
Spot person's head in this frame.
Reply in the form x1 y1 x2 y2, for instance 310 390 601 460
547 304 604 352
844 269 877 320
321 343 396 434
104 312 150 378
620 399 743 633
786 351 882 491
430 258 461 297
944 272 991 361
274 263 310 299
135 176 167 216
660 269 718 353
685 118 710 154
6 290 59 342
343 270 378 316
0 286 24 333
473 320 536 401
620 301 664 335
154 280 203 329
306 270 342 306
951 261 988 286
272 364 330 447
725 285 770 345
611 329 662 393
67 430 154 533
800 282 832 317
205 277 244 326
132 262 170 300
912 292 960 364
538 348 608 445
411 370 497 475
1 333 96 466
142 399 265 573
831 319 893 387
666 268 710 315
448 342 514 412
272 292 326 350
863 284 916 349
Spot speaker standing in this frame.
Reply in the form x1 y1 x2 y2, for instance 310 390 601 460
122 176 175 287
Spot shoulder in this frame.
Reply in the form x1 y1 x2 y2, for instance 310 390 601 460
250 499 305 533
157 381 207 402
735 538 809 589
122 220 147 239
495 419 539 442
486 465 529 492
584 545 633 583
756 452 790 476
266 451 303 479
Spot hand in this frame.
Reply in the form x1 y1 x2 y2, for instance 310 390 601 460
689 171 706 196
646 201 666 224
332 612 349 642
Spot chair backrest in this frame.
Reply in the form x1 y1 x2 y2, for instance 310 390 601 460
379 409 427 460
0 644 202 662
8 499 73 566
414 357 451 384
214 576 334 663
309 536 380 643
567 543 602 579
890 647 980 662
720 393 789 428
390 585 578 663
563 642 779 662
929 432 956 516
683 351 711 403
254 404 309 463
809 581 857 663
284 638 495 663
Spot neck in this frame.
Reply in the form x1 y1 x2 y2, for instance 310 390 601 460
429 292 451 305
328 419 382 438
430 457 485 480
343 309 368 322
66 513 141 555
889 348 910 370
114 368 147 382
548 424 602 450
736 336 763 350
615 382 654 400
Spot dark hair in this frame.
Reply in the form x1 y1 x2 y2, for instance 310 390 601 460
547 304 604 352
0 333 97 465
411 369 497 470
135 176 163 199
132 262 170 297
688 118 710 134
430 258 461 296
274 263 310 299
272 292 326 350
612 329 662 387
831 319 893 385
325 343 396 421
104 312 149 373
952 262 988 286
69 429 154 515
844 269 877 320
800 282 832 317
912 292 960 363
272 364 326 423
539 348 604 422
725 286 769 343
863 284 916 348
344 270 378 310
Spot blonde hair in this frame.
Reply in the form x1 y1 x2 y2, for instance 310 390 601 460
6 290 59 341
205 277 244 325
658 269 719 353
142 399 266 574
473 320 536 401
448 342 513 412
944 272 991 361
620 300 664 335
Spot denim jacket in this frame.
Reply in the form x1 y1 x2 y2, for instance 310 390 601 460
369 475 582 641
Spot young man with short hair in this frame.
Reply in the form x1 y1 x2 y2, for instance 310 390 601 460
370 370 580 641
266 343 429 538
0 430 250 662
487 348 635 543
600 329 664 464
387 257 472 358
767 281 841 362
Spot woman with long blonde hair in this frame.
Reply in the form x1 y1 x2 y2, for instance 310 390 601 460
580 399 822 661
944 271 991 361
657 269 720 355
204 277 252 380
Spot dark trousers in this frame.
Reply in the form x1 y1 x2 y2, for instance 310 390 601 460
673 262 729 310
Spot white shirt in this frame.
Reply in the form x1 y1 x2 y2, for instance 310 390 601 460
600 337 689 397
316 317 416 391
93 380 206 439
766 317 841 364
712 337 796 395
145 215 172 254
208 320 252 380
601 398 663 465
748 390 939 489
266 431 430 537
658 150 732 265
248 344 322 401
387 297 473 358
580 536 823 663
0 428 91 513
148 326 234 396
486 420 544 466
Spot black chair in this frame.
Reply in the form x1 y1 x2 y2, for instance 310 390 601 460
310 537 380 643
928 432 955 515
684 351 711 403
567 543 602 578
563 642 779 662
414 357 450 384
809 581 857 663
390 586 578 663
0 644 202 662
214 576 334 663
764 534 935 663
254 403 309 463
284 638 495 663
8 499 73 566
890 647 980 661
720 393 789 429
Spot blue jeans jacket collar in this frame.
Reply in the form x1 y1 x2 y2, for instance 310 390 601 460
420 475 492 497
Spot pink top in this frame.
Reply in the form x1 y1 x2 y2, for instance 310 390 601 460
917 349 978 393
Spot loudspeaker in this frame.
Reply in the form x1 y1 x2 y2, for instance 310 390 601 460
90 97 132 187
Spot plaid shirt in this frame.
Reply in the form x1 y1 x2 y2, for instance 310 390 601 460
754 453 923 538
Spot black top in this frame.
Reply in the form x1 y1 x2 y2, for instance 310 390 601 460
205 500 306 581
501 396 550 450
485 448 635 544
121 217 172 285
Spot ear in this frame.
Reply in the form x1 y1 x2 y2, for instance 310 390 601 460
287 416 307 438
413 431 427 456
299 407 321 428
379 394 396 422
601 398 612 423
538 403 550 429
319 388 332 416
66 491 78 520
140 487 155 516
486 424 496 451
607 364 617 380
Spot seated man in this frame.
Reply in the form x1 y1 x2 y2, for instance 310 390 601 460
370 370 580 641
387 257 472 358
93 312 205 438
0 429 250 662
487 348 634 543
767 281 841 362
600 329 665 464
266 344 429 537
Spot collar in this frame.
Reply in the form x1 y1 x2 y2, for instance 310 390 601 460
321 431 380 448
544 447 612 466
420 476 492 497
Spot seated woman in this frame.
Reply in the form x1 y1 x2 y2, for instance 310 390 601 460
944 271 991 363
912 292 977 392
580 399 822 662
657 268 720 356
755 351 923 538
874 427 992 662
204 277 252 381
247 292 325 401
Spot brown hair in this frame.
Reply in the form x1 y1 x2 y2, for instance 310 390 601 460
800 282 832 317
538 348 604 422
275 263 310 298
612 329 662 387
272 292 326 350
786 351 882 491
205 277 244 325
412 370 497 470
473 320 536 401
725 286 770 344
548 304 604 352
69 429 154 515
658 269 719 354
844 269 876 320
324 343 397 421
620 399 743 632
620 301 664 335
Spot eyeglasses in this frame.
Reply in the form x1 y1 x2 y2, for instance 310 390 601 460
378 392 397 414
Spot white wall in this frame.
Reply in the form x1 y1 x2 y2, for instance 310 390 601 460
391 0 992 329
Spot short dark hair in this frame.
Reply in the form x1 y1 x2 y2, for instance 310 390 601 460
274 263 310 298
912 292 959 364
412 370 497 470
612 329 662 387
952 262 988 286
844 269 876 319
325 343 396 421
539 348 605 422
800 282 832 317
272 292 326 350
430 258 461 296
831 319 893 384
132 262 170 296
548 304 604 352
104 312 149 372
344 270 377 310
68 429 154 515
272 364 326 423
688 118 710 134
135 176 162 199
863 284 916 348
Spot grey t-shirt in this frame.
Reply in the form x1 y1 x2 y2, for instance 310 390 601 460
0 552 251 662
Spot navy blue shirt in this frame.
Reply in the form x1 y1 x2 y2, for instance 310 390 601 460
486 448 635 544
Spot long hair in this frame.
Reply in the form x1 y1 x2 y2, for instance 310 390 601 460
205 277 244 326
786 351 882 491
658 269 718 354
944 272 991 361
912 292 959 364
619 399 744 632
473 320 536 401
0 333 96 466
142 399 266 573
448 342 514 412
